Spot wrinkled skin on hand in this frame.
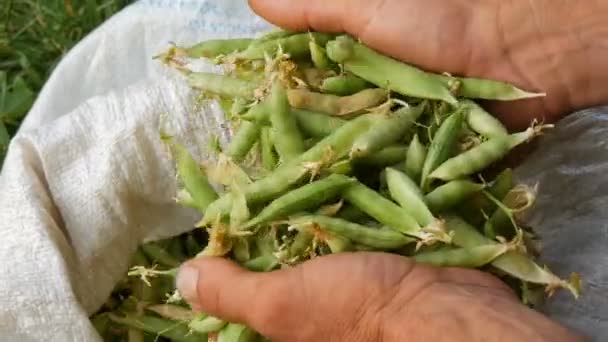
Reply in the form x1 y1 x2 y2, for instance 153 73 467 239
248 0 608 131
177 253 586 341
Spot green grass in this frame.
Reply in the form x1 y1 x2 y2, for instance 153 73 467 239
0 0 133 166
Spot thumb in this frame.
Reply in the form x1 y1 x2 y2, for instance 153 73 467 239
176 257 296 332
248 0 379 34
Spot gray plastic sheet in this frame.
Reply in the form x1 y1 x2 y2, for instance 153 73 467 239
515 106 608 340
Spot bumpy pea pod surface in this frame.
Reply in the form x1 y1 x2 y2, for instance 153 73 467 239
425 180 486 213
174 143 218 212
405 134 427 183
326 35 457 104
187 72 259 100
259 127 278 170
414 244 511 268
350 103 425 158
184 38 253 59
287 88 388 116
244 174 356 228
320 74 370 96
238 32 333 60
309 39 332 69
441 75 546 101
268 81 305 161
462 99 508 138
241 106 346 138
354 145 409 167
385 168 435 227
226 121 261 163
290 215 413 250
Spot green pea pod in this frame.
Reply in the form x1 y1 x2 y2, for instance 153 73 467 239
140 243 181 268
385 168 435 227
187 72 259 100
238 32 333 60
404 134 427 183
109 313 206 342
441 75 545 101
289 231 314 258
414 244 511 268
146 304 197 321
243 254 279 272
269 80 306 161
310 39 332 69
287 88 388 116
226 121 261 164
445 216 581 298
420 109 464 189
425 180 485 213
337 204 371 223
320 74 370 96
259 127 278 171
232 237 250 263
327 159 353 175
428 136 511 181
242 107 346 138
189 314 228 334
326 35 457 104
184 38 254 58
218 323 258 342
462 99 508 138
244 174 355 228
175 143 218 212
326 234 354 253
199 115 373 225
253 28 296 45
354 145 408 167
350 103 425 158
290 215 413 250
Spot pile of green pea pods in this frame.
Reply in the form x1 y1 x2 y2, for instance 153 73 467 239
91 30 582 342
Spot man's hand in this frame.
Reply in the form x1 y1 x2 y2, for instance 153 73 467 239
248 0 608 130
177 253 585 341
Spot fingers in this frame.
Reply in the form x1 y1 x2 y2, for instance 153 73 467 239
176 257 297 333
248 0 378 35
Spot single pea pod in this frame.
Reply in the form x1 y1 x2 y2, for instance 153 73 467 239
420 109 465 189
353 145 408 167
425 179 486 213
243 254 280 272
183 38 254 58
174 143 218 212
189 314 228 334
217 323 259 342
350 103 425 158
290 215 413 250
320 74 370 96
441 75 546 101
428 136 511 181
244 174 355 228
326 35 457 104
287 88 388 116
253 28 296 44
269 80 306 161
404 134 427 183
238 32 334 60
445 216 581 298
310 39 332 69
226 121 261 163
187 72 259 100
109 313 206 342
259 126 278 171
199 115 373 225
242 106 346 138
325 234 354 253
385 168 435 227
462 99 508 138
414 244 512 268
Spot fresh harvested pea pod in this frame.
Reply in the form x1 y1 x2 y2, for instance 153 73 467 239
420 110 465 189
259 127 278 170
354 145 408 167
232 237 250 263
441 75 546 101
287 88 388 116
238 32 333 60
425 180 486 213
327 159 353 175
445 216 581 298
300 67 335 89
253 28 296 44
218 323 259 342
326 35 457 104
350 103 425 158
244 174 355 228
414 244 512 268
385 168 435 227
462 99 508 138
199 115 374 225
226 121 261 163
242 106 346 138
337 204 372 223
428 136 512 181
325 234 354 253
310 39 332 69
289 231 314 258
174 143 218 212
146 304 197 321
187 72 259 100
404 134 427 183
290 215 413 250
183 38 254 58
243 254 279 272
189 314 228 334
320 74 370 96
269 80 306 161
109 313 206 342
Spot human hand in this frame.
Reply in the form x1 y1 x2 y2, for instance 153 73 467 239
176 253 585 341
248 0 608 131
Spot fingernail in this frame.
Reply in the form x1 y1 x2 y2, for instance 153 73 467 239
176 264 201 310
